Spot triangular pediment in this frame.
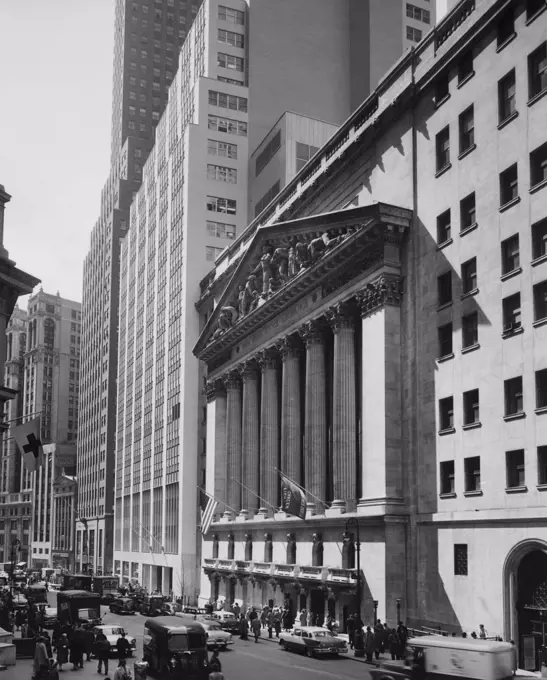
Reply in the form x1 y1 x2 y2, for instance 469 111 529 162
194 203 411 361
52 474 77 488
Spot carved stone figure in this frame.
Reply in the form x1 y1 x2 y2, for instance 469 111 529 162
211 305 239 340
237 284 248 318
268 277 282 297
272 247 289 283
253 250 274 296
288 246 298 278
245 274 260 313
295 240 309 269
308 231 343 261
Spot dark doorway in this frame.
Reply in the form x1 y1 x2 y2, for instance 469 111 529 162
517 550 547 670
310 589 324 625
343 604 349 633
299 593 307 611
156 567 163 593
228 579 236 605
268 598 274 609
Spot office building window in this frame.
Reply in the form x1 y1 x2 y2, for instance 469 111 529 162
255 181 281 217
129 105 136 116
205 246 225 261
459 192 476 231
439 396 454 431
458 51 474 84
459 105 475 154
500 163 518 206
218 5 245 24
436 126 450 172
505 376 523 416
498 70 516 123
440 461 455 495
438 323 453 358
406 3 430 22
534 280 547 321
435 74 449 105
207 220 236 240
454 544 468 576
406 26 422 42
218 76 244 86
462 312 478 349
208 139 237 159
529 42 547 99
530 142 547 188
437 271 452 306
461 257 477 294
208 114 247 136
537 369 547 409
206 195 236 215
532 218 547 260
207 164 237 183
437 209 451 244
463 389 480 425
256 130 281 176
506 449 525 489
501 234 520 275
218 28 244 48
295 142 319 172
464 456 481 492
217 52 244 72
527 0 546 20
503 293 521 332
538 446 547 485
129 91 136 100
208 90 247 112
497 8 515 47
128 121 136 130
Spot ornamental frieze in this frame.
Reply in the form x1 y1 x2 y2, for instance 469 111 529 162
356 274 403 317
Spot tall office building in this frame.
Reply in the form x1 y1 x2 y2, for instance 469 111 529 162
77 0 205 575
113 0 432 598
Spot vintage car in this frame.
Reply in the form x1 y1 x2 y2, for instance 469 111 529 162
209 611 240 634
279 626 348 658
139 595 165 617
93 625 137 657
42 607 58 628
109 597 136 615
196 619 233 650
143 616 209 679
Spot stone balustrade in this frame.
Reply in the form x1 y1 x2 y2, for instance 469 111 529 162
326 567 357 584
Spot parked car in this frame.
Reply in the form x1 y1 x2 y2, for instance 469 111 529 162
12 593 28 608
42 607 58 628
199 619 234 650
279 626 348 658
92 625 137 657
139 595 164 617
108 597 136 615
209 611 240 634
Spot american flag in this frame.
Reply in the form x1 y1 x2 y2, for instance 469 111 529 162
200 490 218 536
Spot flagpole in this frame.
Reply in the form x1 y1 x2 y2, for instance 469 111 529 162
230 477 277 512
197 486 239 517
273 467 329 508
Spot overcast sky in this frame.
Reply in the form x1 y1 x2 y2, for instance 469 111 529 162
0 0 114 303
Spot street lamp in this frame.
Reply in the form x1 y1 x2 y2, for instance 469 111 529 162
345 518 364 658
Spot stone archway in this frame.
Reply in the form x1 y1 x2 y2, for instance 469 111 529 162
503 539 547 667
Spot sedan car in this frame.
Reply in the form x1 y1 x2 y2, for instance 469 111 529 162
200 620 234 650
279 626 348 658
209 611 240 634
93 626 137 657
109 597 136 615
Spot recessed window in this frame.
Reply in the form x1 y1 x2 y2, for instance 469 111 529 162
502 293 521 332
500 163 518 206
435 75 449 104
439 396 454 431
454 544 468 576
506 449 525 488
463 389 480 425
437 209 451 244
461 257 477 294
464 456 481 492
406 25 422 42
459 105 475 153
530 142 547 188
527 0 546 20
462 312 478 348
438 323 453 358
440 460 455 495
538 446 547 485
505 376 523 416
438 271 452 306
458 51 474 84
501 234 520 275
532 218 547 259
528 42 547 99
497 8 515 47
536 369 547 409
296 142 320 173
498 70 516 123
436 126 450 172
460 192 476 230
533 280 547 321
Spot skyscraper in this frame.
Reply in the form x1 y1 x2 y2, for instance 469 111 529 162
77 0 205 575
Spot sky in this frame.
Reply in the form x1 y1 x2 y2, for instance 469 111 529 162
0 0 114 303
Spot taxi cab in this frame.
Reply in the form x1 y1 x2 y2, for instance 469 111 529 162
279 626 348 658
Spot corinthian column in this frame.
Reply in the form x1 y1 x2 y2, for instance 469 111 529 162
278 335 302 485
299 319 327 514
205 379 227 516
258 348 280 513
327 301 357 510
239 359 260 515
223 371 242 516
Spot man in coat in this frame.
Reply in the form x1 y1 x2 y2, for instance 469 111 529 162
34 635 50 680
94 630 111 675
346 614 355 650
251 616 261 643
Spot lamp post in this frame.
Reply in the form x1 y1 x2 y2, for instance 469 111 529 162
374 600 379 624
346 518 364 657
396 598 402 624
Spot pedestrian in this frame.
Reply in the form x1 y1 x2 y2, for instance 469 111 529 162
113 659 131 680
15 608 24 631
249 607 257 622
232 602 240 619
209 648 222 673
397 621 408 658
326 614 334 632
346 614 355 650
273 611 281 639
83 626 95 662
251 616 261 643
282 607 292 631
306 610 313 627
374 619 384 657
299 609 306 627
260 606 269 629
94 631 111 675
55 633 69 671
267 610 274 639
479 624 487 639
239 616 249 641
364 626 375 663
116 632 132 660
34 635 51 680
388 628 399 660
69 628 84 670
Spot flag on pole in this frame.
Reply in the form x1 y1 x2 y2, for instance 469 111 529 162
200 490 218 536
279 471 307 519
13 417 44 473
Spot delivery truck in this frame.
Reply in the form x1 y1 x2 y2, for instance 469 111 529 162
56 590 102 627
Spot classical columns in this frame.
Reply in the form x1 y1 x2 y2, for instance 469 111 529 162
258 348 280 512
223 371 242 516
239 360 260 514
327 301 357 510
205 379 227 515
278 335 302 485
299 320 327 513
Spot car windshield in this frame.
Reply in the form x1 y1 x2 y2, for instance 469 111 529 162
168 634 188 652
207 624 222 631
105 628 124 636
313 631 335 638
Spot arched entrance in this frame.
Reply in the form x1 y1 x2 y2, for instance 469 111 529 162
504 540 547 670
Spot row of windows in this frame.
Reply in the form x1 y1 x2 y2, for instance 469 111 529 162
440 446 547 498
207 138 237 159
206 220 236 240
208 114 247 136
206 195 236 215
208 90 247 112
217 52 244 72
406 3 431 24
206 164 237 183
218 27 244 48
218 5 245 25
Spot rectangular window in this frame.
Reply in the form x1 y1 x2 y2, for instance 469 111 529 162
500 163 518 206
464 456 481 492
438 323 453 358
438 271 452 306
538 446 547 485
461 257 477 294
503 293 521 332
218 75 244 86
532 218 547 260
208 89 248 112
530 142 547 188
528 42 547 99
255 180 281 217
217 52 244 72
527 0 546 20
505 376 524 416
435 74 449 105
205 245 225 261
536 369 547 409
295 142 320 173
206 164 237 184
208 139 238 159
206 220 236 240
462 312 478 349
460 192 476 230
436 126 450 172
501 234 520 275
208 114 247 137
458 51 474 84
218 28 244 48
463 389 480 425
206 195 236 215
534 280 547 321
439 396 454 431
256 130 282 176
454 544 468 576
498 69 516 122
437 209 451 244
406 25 422 42
506 449 525 488
440 460 455 495
218 5 245 24
459 105 475 154
497 9 515 47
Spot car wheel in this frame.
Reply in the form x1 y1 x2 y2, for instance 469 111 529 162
305 647 314 659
